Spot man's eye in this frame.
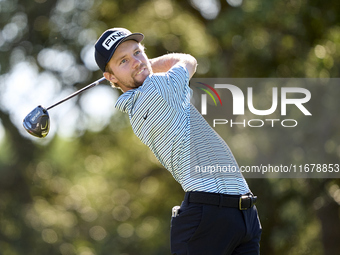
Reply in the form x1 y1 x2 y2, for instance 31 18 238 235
121 59 127 64
134 50 141 55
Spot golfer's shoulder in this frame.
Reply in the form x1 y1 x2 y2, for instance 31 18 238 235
169 63 189 78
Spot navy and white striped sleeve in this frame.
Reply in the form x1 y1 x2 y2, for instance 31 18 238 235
152 64 192 111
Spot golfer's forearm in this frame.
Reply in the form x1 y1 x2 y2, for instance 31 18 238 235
150 53 197 78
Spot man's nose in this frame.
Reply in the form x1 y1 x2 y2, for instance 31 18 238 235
132 56 142 68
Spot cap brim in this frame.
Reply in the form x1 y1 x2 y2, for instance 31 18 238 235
121 33 144 44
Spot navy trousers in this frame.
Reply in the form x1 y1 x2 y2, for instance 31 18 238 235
170 193 262 255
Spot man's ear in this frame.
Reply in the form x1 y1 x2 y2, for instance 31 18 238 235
103 71 118 84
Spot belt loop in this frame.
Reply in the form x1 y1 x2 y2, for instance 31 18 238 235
219 194 223 208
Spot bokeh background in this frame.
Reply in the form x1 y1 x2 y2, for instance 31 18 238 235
1 0 340 254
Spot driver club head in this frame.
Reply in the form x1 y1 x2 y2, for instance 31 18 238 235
23 105 50 138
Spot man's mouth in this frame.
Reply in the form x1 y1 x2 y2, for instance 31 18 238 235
135 67 145 76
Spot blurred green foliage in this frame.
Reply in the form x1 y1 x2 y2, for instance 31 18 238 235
1 0 340 254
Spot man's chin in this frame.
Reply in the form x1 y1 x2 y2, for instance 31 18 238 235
134 73 149 87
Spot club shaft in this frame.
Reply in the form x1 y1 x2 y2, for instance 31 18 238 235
46 77 106 110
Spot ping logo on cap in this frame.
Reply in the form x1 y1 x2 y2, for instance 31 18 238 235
102 31 127 50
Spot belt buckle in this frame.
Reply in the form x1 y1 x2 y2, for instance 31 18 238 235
239 195 249 210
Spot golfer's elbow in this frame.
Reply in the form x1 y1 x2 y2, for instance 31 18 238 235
181 54 197 79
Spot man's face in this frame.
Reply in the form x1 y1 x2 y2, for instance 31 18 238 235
104 40 152 92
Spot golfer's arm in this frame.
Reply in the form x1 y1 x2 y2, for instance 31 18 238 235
150 53 197 79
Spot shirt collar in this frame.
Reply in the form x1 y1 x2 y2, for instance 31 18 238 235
115 75 151 113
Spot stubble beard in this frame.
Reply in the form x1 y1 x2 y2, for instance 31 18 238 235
120 63 152 89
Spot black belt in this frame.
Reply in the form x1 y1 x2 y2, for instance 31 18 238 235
187 192 257 210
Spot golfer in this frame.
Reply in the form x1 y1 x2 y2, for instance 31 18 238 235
95 28 262 255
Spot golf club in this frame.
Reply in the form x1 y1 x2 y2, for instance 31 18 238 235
23 77 106 138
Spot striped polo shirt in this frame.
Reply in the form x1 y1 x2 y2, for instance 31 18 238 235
115 64 250 195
